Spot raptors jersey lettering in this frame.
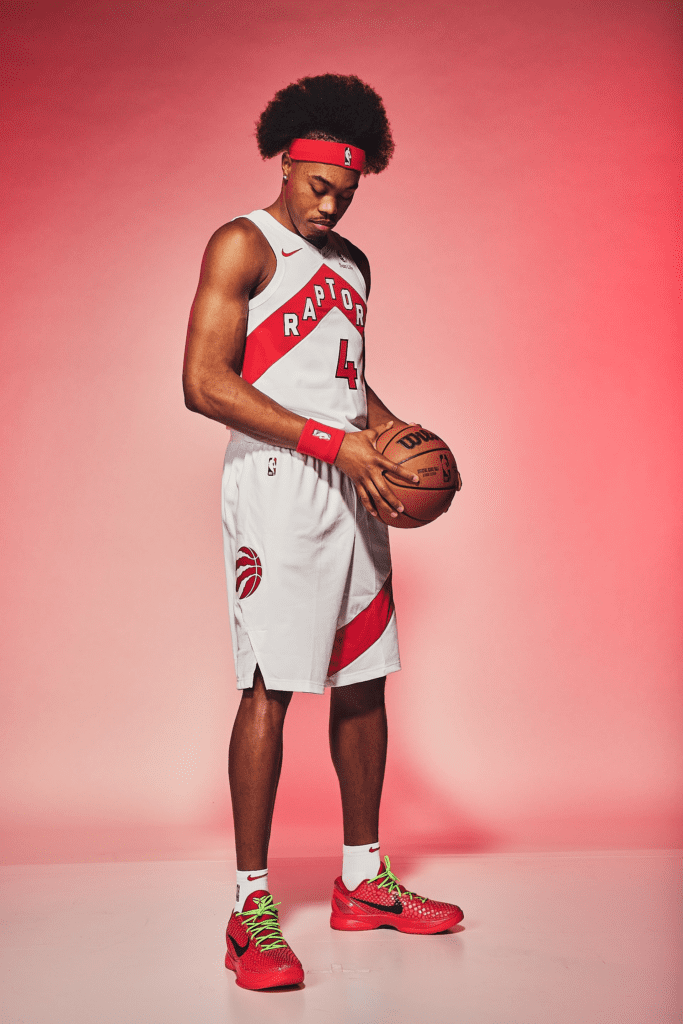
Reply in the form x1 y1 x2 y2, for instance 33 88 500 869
240 210 368 432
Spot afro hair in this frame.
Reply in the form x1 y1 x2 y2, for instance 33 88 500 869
256 74 394 175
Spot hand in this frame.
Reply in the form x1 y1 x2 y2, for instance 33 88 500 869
335 421 420 519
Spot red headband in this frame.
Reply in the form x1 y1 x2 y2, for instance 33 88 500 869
288 138 365 172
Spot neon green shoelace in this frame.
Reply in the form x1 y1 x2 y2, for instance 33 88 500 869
367 855 427 903
237 894 288 950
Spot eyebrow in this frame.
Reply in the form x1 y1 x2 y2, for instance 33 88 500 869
311 174 359 192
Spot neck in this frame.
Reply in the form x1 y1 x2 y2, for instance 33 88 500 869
265 192 328 249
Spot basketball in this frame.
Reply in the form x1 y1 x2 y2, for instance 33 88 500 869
376 424 461 529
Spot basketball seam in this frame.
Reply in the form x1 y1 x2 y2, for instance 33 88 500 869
390 446 452 465
378 425 413 455
381 481 456 491
394 509 431 522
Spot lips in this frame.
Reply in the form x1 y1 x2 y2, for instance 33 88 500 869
310 220 334 230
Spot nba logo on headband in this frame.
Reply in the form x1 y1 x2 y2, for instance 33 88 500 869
288 139 365 172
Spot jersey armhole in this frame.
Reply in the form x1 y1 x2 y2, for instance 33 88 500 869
234 213 286 310
334 233 369 300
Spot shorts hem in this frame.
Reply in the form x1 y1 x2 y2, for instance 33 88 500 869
237 676 327 695
236 661 401 695
328 661 402 687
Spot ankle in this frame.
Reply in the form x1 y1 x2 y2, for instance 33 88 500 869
234 868 269 912
342 841 381 891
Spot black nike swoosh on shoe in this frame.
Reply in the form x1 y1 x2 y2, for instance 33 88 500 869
228 933 250 957
352 896 403 915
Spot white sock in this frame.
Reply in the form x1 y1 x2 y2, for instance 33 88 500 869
234 868 269 912
342 842 381 892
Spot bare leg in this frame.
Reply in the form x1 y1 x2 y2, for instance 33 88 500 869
228 667 291 869
329 677 387 846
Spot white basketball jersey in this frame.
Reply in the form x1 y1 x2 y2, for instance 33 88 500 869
240 210 368 432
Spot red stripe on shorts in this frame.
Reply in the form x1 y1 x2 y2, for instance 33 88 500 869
328 572 394 676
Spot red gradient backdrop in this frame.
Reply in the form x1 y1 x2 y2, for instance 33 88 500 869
1 0 681 863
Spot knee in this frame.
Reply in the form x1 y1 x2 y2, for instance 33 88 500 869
331 677 386 718
241 669 292 726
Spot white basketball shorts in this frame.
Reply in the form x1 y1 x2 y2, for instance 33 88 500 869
221 431 401 694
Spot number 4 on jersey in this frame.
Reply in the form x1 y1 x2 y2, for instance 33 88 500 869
336 339 358 390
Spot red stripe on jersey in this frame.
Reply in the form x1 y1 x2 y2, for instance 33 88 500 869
242 266 366 384
328 572 394 676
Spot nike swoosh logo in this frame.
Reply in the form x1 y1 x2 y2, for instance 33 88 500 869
247 872 268 882
228 933 250 957
369 846 380 853
353 895 403 915
282 248 302 257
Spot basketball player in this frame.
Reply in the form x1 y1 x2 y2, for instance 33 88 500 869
183 74 463 991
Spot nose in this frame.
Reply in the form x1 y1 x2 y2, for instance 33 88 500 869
318 194 337 219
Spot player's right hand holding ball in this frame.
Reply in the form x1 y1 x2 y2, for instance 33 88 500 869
372 422 461 528
335 420 419 521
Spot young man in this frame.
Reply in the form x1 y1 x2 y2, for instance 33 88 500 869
183 74 463 991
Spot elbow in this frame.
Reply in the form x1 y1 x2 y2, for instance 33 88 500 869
183 382 201 414
183 375 209 415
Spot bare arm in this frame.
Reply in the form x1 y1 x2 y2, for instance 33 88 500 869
183 224 418 518
365 383 408 433
183 219 307 446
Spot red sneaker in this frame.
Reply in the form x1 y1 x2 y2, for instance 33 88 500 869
225 891 304 990
330 855 464 934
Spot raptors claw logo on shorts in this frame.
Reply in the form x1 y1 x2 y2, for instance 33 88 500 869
236 546 262 599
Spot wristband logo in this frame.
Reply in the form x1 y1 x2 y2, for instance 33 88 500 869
312 429 332 441
236 546 262 599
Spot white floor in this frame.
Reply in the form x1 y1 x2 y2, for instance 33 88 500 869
1 851 680 1024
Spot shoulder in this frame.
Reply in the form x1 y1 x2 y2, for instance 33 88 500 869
198 217 273 293
336 234 371 295
203 217 271 268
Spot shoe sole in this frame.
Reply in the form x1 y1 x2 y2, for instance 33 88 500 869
225 952 304 990
330 906 464 934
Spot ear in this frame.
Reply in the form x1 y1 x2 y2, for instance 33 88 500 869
281 153 292 180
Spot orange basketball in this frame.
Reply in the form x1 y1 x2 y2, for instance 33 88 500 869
376 424 461 529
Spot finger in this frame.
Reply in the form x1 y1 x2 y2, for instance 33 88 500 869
369 476 405 517
379 455 419 485
369 420 394 449
356 483 378 517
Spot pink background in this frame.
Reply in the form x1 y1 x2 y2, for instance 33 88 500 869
2 0 681 864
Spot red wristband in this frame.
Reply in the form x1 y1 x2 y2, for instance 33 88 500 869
296 419 345 464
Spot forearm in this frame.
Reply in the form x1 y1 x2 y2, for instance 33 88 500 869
184 367 306 449
365 384 406 432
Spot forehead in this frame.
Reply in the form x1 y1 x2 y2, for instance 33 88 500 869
293 161 360 190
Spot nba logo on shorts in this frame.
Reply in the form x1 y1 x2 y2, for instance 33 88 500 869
236 546 262 598
344 146 352 166
267 457 277 476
